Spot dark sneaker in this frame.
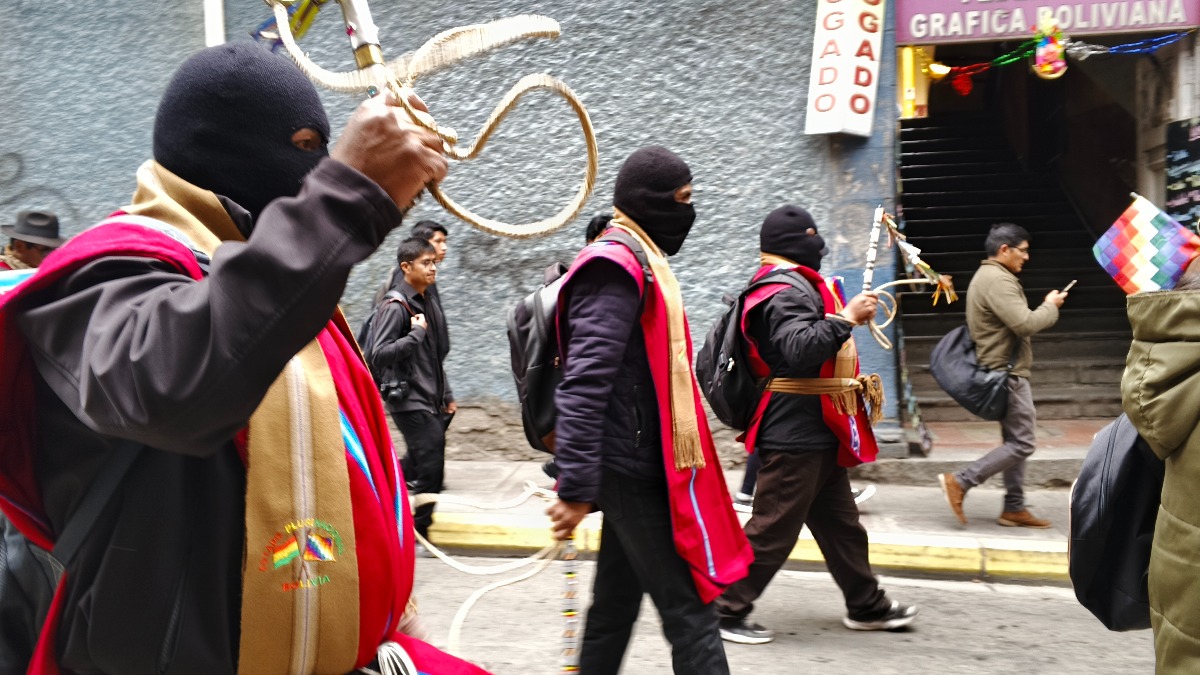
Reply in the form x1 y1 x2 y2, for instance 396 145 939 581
719 617 775 644
732 491 754 514
541 459 560 480
843 601 919 631
938 472 968 524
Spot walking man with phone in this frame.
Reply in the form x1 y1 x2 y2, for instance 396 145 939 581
938 222 1067 527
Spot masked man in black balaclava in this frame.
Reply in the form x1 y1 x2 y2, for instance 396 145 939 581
714 204 918 647
547 146 752 674
0 42 497 674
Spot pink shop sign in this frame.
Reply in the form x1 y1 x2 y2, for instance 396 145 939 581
897 0 1200 44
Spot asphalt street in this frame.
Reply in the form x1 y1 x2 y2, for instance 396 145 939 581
411 558 1154 674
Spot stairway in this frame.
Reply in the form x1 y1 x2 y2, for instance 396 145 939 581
896 113 1130 423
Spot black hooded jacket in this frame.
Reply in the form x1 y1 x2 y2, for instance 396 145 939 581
748 279 854 454
9 160 400 673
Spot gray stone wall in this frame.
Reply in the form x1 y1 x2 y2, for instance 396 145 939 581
3 1 899 458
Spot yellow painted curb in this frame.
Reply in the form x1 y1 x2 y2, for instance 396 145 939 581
429 513 1069 580
982 540 1069 579
431 512 603 552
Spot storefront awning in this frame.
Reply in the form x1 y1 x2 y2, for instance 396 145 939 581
897 0 1200 45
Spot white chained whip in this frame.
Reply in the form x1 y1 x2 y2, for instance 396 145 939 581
261 0 599 239
862 206 959 350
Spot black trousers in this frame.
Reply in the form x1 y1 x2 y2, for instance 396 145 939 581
716 447 890 621
580 468 729 675
391 410 445 539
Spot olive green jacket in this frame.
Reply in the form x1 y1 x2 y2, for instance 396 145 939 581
1123 290 1200 673
965 260 1058 378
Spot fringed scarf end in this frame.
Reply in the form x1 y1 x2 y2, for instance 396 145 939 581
858 373 886 425
672 429 707 471
827 374 885 426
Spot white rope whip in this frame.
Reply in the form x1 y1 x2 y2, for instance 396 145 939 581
264 1 599 239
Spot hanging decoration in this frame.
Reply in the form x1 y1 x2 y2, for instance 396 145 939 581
917 29 1193 97
1032 10 1068 80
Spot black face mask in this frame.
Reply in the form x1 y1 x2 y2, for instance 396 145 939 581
613 146 695 256
623 197 696 256
153 43 330 227
760 204 828 271
789 232 827 271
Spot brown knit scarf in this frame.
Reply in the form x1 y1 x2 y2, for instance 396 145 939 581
0 247 31 270
123 161 362 673
611 210 706 470
758 253 885 424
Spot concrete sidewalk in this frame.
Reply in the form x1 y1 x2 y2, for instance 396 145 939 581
427 459 1076 583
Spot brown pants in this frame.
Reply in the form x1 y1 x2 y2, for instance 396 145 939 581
716 447 889 621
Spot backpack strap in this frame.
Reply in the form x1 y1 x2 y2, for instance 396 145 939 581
50 439 142 576
382 289 414 317
745 268 818 305
597 228 654 286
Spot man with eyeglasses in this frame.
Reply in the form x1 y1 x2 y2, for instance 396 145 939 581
938 222 1067 528
369 236 454 555
1 211 65 269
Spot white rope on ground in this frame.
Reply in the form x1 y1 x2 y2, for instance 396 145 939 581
405 480 575 659
446 541 564 657
409 480 560 575
411 480 557 510
415 530 559 576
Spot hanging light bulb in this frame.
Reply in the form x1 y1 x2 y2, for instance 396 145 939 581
927 62 951 80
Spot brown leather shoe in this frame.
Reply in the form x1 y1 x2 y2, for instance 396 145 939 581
997 509 1052 528
938 473 968 524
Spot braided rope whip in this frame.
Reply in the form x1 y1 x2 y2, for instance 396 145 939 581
265 1 599 239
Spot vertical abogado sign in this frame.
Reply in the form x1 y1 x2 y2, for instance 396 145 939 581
806 0 887 137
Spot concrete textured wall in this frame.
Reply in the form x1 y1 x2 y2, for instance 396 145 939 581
2 1 899 455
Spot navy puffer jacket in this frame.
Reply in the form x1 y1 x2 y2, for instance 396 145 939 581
553 259 664 504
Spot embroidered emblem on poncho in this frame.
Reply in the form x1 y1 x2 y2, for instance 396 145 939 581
259 518 344 592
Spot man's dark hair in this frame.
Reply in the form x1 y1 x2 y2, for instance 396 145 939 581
585 213 612 243
397 236 435 265
985 222 1030 257
411 220 448 241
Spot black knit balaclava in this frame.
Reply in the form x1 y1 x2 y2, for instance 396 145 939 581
760 205 828 271
613 146 695 256
153 42 330 225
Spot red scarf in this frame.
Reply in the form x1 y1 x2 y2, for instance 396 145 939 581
0 219 488 674
560 240 752 602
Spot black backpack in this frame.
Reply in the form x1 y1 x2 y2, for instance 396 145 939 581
1069 413 1163 631
359 291 413 382
507 230 651 453
696 270 814 431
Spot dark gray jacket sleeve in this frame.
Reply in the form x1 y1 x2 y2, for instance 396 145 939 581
370 301 425 372
554 261 641 504
761 286 853 373
18 158 402 456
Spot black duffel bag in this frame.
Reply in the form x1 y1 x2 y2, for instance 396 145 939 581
928 325 1014 421
1069 413 1163 631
